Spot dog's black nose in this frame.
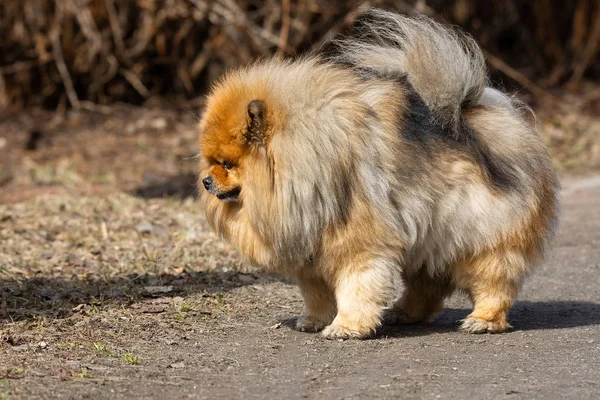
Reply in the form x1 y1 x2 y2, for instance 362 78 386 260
202 176 213 190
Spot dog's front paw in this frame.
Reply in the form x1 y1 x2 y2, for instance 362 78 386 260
295 316 328 332
460 316 511 334
322 323 372 340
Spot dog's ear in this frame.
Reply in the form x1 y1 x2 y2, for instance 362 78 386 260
245 100 268 146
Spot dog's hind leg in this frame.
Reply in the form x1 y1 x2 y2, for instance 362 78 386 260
454 249 527 333
385 268 453 325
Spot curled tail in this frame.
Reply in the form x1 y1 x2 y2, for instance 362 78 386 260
331 9 488 133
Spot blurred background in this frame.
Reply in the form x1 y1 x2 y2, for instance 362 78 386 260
0 0 599 203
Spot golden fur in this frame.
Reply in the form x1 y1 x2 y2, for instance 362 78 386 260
198 11 559 339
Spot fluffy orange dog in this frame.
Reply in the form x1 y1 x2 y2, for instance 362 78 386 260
198 10 559 339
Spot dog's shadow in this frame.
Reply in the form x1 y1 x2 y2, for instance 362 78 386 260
281 301 600 338
379 301 600 337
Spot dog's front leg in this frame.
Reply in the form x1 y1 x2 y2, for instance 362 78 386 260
322 257 400 340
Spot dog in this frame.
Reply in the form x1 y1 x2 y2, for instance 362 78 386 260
198 10 559 339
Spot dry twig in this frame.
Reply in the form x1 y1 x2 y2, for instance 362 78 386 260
0 0 596 109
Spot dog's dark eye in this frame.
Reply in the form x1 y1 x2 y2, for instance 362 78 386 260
222 161 233 170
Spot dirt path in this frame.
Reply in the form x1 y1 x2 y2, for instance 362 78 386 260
1 175 599 400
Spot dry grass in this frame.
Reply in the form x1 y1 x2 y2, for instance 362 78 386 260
0 193 246 323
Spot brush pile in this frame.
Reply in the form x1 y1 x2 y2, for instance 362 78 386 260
1 0 598 110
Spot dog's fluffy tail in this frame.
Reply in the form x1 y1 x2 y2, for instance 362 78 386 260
332 9 488 133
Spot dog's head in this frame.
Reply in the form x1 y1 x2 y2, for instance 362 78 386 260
199 79 275 202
